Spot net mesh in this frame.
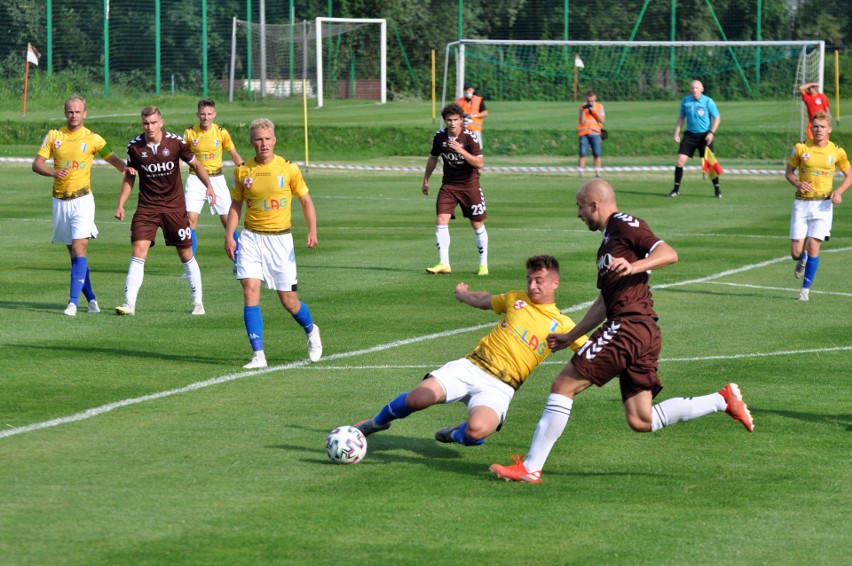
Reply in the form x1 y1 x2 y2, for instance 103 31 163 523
231 19 381 102
445 41 824 103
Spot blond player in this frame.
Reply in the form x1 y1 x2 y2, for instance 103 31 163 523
184 99 244 260
32 96 127 316
354 255 587 449
785 110 852 301
226 118 322 368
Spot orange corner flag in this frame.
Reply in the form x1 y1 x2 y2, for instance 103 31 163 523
702 146 723 181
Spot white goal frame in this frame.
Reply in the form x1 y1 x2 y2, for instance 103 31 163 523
315 17 387 108
443 39 825 106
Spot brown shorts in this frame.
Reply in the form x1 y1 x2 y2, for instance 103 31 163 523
131 207 193 248
436 185 487 221
571 315 663 402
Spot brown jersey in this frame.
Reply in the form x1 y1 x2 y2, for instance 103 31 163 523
597 212 663 320
430 127 482 188
126 132 195 212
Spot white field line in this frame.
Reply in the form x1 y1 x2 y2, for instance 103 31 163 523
289 345 852 371
2 249 849 440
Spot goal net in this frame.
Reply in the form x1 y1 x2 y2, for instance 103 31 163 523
442 40 824 104
228 17 386 107
791 45 826 143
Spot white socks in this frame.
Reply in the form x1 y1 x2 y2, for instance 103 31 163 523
124 257 145 306
182 256 203 304
435 225 450 265
524 393 573 473
474 226 488 267
651 392 725 432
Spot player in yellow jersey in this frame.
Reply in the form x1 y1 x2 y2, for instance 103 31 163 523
32 96 128 316
226 118 322 368
183 99 244 260
354 255 588 450
785 111 852 301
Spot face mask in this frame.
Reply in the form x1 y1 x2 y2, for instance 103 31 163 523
464 92 473 100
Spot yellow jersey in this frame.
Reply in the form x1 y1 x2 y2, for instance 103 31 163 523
183 123 236 176
788 140 851 200
37 126 114 199
233 155 309 232
467 290 587 390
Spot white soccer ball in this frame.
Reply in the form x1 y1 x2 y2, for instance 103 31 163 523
325 425 367 465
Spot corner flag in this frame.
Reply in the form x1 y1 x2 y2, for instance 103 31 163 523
27 43 40 66
702 146 723 180
574 54 585 69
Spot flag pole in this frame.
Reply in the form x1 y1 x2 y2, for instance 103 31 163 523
23 59 30 116
573 64 578 101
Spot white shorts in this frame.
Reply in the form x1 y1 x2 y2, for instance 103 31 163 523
52 192 98 245
431 358 515 423
236 229 298 291
790 199 833 241
185 174 232 216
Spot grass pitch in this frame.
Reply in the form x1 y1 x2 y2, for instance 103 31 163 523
0 163 850 564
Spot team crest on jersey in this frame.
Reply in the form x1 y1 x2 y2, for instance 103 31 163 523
829 155 834 165
244 178 254 189
162 148 171 157
278 176 285 188
54 140 62 149
192 139 199 146
802 152 810 162
513 300 527 310
698 108 705 116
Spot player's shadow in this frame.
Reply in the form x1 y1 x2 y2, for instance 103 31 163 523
758 408 851 430
5 342 228 365
0 300 63 314
273 425 672 479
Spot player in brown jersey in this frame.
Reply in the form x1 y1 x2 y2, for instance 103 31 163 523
422 103 489 276
490 179 754 484
114 106 215 316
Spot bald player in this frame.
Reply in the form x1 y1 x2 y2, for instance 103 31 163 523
32 95 128 316
354 255 587 450
491 179 754 484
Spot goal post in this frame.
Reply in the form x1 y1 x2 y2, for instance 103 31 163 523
442 39 825 105
316 17 387 108
228 17 387 107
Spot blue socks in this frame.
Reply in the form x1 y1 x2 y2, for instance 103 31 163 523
292 301 314 333
69 257 89 306
244 305 264 352
374 393 412 426
372 395 486 446
803 255 819 289
451 423 486 446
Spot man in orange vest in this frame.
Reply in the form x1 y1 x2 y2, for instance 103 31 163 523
456 83 488 147
577 90 605 178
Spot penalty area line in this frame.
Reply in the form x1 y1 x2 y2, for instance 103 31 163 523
293 345 852 371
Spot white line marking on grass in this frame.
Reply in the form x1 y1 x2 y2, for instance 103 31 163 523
705 281 852 297
1 251 848 440
296 345 852 371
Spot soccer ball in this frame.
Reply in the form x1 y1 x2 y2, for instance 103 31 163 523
325 425 367 465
